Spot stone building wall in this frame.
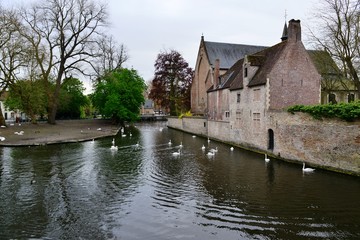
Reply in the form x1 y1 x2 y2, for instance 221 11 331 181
167 114 360 176
267 111 360 175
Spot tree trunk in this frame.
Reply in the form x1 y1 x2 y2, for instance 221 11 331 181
345 58 360 97
47 88 60 124
0 107 6 126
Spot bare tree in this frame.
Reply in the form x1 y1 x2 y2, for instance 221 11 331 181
92 35 129 79
308 0 360 96
19 0 107 124
0 7 25 125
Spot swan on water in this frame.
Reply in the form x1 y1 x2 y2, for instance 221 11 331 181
210 147 218 153
265 154 270 163
230 147 234 151
207 137 210 143
207 151 215 156
0 136 5 141
302 162 315 172
179 142 183 148
168 140 172 146
201 145 206 151
172 149 181 156
110 138 118 150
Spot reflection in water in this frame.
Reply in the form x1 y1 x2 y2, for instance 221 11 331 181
0 122 360 239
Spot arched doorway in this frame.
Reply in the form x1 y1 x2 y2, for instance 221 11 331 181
268 129 274 150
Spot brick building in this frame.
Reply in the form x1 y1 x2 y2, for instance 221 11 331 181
190 37 266 115
205 19 321 150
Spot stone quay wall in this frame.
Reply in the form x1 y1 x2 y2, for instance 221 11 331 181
269 112 360 176
167 113 360 176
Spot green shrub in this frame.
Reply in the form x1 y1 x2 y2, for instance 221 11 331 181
287 101 360 121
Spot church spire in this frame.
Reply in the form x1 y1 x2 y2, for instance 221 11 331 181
281 21 288 41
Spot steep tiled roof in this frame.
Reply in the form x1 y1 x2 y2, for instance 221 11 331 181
204 41 267 69
307 50 340 76
208 59 245 92
247 41 287 87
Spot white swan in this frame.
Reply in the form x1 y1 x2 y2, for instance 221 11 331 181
192 135 196 138
265 154 270 163
135 142 139 148
207 151 215 156
168 140 172 146
172 149 181 156
110 145 118 150
230 147 234 151
179 142 183 148
110 138 118 150
210 147 218 153
0 136 5 141
207 137 210 143
302 162 315 172
201 145 206 151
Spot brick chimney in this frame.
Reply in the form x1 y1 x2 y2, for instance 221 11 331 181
214 58 220 88
287 19 301 42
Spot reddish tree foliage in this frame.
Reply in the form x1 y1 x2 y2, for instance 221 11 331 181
149 50 194 116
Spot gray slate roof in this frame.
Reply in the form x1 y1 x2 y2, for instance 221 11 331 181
204 41 267 69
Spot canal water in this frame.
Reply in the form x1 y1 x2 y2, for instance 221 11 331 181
0 122 359 240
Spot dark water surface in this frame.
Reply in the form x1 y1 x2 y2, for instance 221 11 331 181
0 122 359 239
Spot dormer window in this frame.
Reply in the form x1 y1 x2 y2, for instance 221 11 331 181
244 67 248 77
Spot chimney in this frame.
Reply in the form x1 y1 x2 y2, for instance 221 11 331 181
214 58 220 88
287 19 301 42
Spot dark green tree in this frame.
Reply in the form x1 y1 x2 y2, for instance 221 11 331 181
149 49 194 116
5 79 47 123
91 68 146 124
56 77 89 119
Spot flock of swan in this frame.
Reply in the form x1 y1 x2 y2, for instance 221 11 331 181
105 126 315 173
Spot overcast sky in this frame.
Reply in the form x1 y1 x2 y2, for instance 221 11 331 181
3 0 318 88
107 0 318 83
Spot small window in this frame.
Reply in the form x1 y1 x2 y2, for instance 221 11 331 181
328 93 337 104
244 67 248 77
253 88 261 102
253 112 261 130
237 93 241 103
225 111 230 118
348 93 355 103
